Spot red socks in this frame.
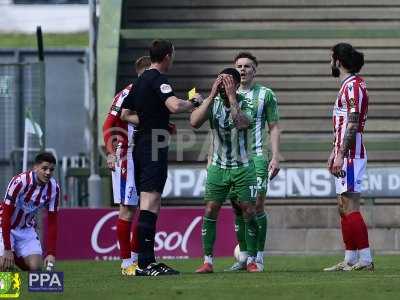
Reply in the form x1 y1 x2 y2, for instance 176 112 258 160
348 212 370 249
341 212 370 250
341 215 356 250
117 218 132 259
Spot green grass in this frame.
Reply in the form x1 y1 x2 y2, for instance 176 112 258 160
0 32 88 48
16 255 400 300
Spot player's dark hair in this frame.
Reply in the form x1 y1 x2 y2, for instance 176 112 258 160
135 56 151 73
149 40 174 63
234 51 258 67
35 152 56 165
331 43 364 74
219 68 241 84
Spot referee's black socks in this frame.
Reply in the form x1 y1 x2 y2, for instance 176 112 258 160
137 210 158 269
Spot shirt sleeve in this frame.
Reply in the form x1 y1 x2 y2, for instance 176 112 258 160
1 176 22 250
265 90 280 124
46 211 58 256
1 204 14 250
152 74 175 102
345 81 360 114
4 175 24 205
121 88 136 111
102 113 118 155
47 183 60 212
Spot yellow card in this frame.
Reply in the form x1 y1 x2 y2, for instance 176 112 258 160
188 87 196 100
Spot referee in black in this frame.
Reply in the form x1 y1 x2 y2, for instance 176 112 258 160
121 39 201 276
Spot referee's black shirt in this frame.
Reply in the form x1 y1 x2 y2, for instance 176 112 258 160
122 69 175 133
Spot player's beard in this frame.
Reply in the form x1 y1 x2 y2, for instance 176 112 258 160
331 66 340 78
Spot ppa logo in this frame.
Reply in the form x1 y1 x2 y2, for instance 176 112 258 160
28 272 64 293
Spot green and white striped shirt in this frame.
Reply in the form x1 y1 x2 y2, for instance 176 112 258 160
238 84 280 157
209 94 254 168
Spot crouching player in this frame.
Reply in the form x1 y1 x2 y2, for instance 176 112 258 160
103 56 151 275
0 152 59 271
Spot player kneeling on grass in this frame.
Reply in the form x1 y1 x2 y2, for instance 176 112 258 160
0 152 59 272
102 56 151 276
191 68 260 273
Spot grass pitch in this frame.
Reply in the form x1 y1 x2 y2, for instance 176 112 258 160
18 255 400 300
0 33 87 48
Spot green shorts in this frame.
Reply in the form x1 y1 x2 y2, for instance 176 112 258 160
205 163 257 204
228 156 268 200
253 155 268 197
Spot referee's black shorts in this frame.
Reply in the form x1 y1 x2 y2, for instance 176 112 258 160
133 133 168 194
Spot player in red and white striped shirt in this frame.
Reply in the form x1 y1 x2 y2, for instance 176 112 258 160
0 152 59 271
102 56 150 276
325 43 373 272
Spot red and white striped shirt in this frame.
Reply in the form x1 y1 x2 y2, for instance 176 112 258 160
1 171 60 230
333 75 369 159
102 84 135 154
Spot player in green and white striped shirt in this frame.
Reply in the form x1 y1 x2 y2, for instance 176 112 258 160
190 68 260 273
227 52 281 272
209 91 252 169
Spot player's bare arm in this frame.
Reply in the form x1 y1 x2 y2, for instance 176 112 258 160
190 76 222 128
268 122 281 180
120 108 139 125
224 76 250 129
340 112 360 155
165 95 202 114
327 148 335 173
332 112 360 176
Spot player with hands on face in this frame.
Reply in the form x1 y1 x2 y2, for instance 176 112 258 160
191 68 260 273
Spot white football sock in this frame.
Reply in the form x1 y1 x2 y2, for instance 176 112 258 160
121 258 134 268
256 251 264 264
247 256 256 265
239 251 248 263
359 248 372 264
204 255 213 265
131 252 138 262
344 250 358 265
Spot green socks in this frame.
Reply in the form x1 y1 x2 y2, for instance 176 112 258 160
202 216 217 256
235 215 247 251
256 212 267 252
245 217 258 257
236 212 268 255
